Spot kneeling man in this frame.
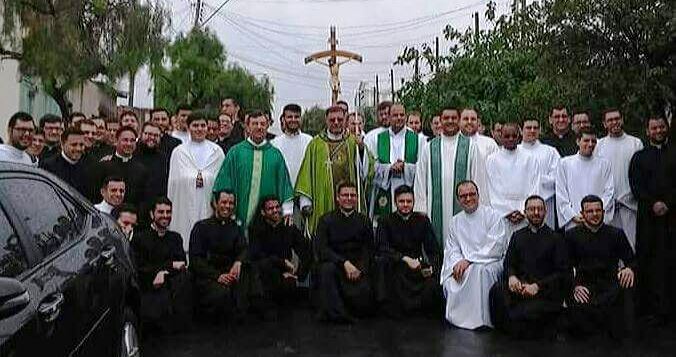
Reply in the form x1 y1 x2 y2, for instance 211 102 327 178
442 180 508 329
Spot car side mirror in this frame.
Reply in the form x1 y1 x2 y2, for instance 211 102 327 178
0 277 30 320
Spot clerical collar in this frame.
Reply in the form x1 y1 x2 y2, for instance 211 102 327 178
555 131 570 139
389 127 406 137
283 130 301 137
150 223 166 237
521 140 539 147
339 208 355 217
326 130 344 141
442 132 459 140
650 142 664 149
97 200 115 213
396 211 412 220
247 137 267 148
61 151 78 164
584 222 602 233
529 223 545 233
115 152 132 162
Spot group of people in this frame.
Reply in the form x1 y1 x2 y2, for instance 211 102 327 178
0 98 674 340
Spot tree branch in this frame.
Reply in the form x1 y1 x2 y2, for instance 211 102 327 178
0 46 22 60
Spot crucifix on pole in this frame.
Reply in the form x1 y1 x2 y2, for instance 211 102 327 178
305 26 363 105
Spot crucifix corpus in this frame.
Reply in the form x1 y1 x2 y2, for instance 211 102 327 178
304 26 363 105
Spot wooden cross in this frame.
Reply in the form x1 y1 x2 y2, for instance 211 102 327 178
305 26 363 105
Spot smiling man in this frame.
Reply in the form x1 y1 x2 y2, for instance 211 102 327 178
0 112 36 166
213 110 294 228
542 105 577 157
40 127 89 196
271 104 313 187
168 111 226 249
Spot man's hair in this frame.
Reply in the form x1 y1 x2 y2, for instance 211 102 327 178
69 112 86 121
176 104 192 112
645 116 669 129
116 126 138 139
102 175 125 188
524 195 546 209
39 114 63 129
336 181 357 194
502 121 521 131
407 111 422 119
151 196 173 212
246 110 267 123
575 127 597 140
394 185 414 198
455 180 478 196
105 117 120 127
150 108 170 117
573 110 591 119
61 127 84 142
112 204 137 220
76 119 96 130
8 112 34 129
377 101 393 111
550 105 567 115
461 107 480 118
206 116 219 124
141 122 160 133
33 128 44 136
601 108 621 121
325 106 345 117
581 195 603 210
336 100 349 109
222 97 240 107
186 110 209 126
120 110 138 120
521 118 540 126
282 104 302 115
492 120 504 130
213 189 236 203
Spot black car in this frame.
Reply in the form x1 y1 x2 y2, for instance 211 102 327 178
0 162 140 356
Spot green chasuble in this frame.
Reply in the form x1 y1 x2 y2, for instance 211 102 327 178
295 133 371 235
372 129 419 218
213 140 294 226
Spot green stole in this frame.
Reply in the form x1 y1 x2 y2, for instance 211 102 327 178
373 129 419 217
429 134 470 243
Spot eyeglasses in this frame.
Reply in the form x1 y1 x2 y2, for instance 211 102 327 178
12 127 35 134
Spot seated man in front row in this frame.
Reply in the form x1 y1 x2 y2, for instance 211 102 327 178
375 185 442 317
442 180 508 330
566 195 636 339
489 195 569 338
131 197 192 332
248 195 312 317
316 182 376 323
189 189 258 322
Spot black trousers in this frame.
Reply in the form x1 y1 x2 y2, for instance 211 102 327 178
567 282 635 339
140 271 193 333
375 257 443 317
489 282 563 338
317 262 373 321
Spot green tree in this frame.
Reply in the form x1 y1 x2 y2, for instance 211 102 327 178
301 105 325 136
153 28 273 115
1 0 169 116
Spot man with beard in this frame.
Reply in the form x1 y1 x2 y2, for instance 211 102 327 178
221 98 245 144
629 116 674 325
316 182 375 323
95 176 126 214
489 195 568 338
40 127 89 196
38 114 64 160
120 110 140 133
542 106 577 157
486 122 541 234
135 122 170 224
132 197 192 332
171 106 192 143
215 113 238 155
0 112 37 166
94 126 149 208
595 109 643 250
296 106 370 235
190 190 258 321
375 185 442 318
213 111 294 228
442 180 508 330
519 119 561 229
460 108 499 159
151 107 181 156
370 103 419 221
248 196 311 316
364 101 392 156
271 104 313 187
566 195 635 339
414 107 489 247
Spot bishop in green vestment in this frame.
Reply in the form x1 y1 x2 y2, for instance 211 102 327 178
213 112 294 227
295 106 372 236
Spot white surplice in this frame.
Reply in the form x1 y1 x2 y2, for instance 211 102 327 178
486 147 541 233
363 126 388 157
171 130 190 143
556 153 614 230
441 205 508 329
519 140 561 228
414 133 489 242
167 139 225 250
371 128 417 214
271 131 313 186
0 144 36 166
469 133 499 160
595 133 643 249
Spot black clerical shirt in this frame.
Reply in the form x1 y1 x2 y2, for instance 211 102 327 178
189 217 247 281
40 153 89 197
376 212 440 267
248 220 311 279
316 209 374 269
131 227 185 291
542 130 577 157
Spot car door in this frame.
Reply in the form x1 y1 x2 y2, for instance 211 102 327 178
0 174 109 356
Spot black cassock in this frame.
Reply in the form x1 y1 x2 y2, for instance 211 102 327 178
489 225 569 337
92 155 150 208
375 212 442 316
566 224 636 338
316 210 375 322
159 134 181 158
248 220 311 305
134 144 170 226
130 228 192 331
39 154 90 197
189 217 260 319
629 143 676 318
542 131 577 157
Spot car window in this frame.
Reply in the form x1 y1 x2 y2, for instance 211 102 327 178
0 206 29 278
2 178 84 258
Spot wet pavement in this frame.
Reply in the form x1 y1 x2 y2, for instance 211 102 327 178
142 306 676 357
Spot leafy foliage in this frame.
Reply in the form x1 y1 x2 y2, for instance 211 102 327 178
301 105 325 136
153 28 274 115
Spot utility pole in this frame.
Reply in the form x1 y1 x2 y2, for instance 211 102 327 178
193 0 202 28
373 86 377 107
435 37 440 73
474 12 480 42
375 74 380 104
305 26 363 105
390 69 395 101
414 55 420 80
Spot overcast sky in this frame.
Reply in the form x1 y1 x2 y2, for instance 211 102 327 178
132 0 515 122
